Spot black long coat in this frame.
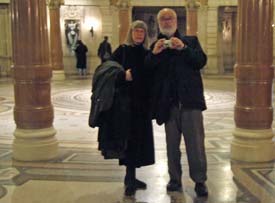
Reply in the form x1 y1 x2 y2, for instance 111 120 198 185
75 42 88 69
111 44 155 167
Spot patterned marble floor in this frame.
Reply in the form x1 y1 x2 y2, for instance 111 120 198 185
0 77 274 203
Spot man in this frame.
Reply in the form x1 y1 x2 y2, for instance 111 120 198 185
145 8 208 197
97 36 112 63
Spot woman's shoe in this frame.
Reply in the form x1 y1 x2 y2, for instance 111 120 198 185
125 185 136 196
135 179 147 189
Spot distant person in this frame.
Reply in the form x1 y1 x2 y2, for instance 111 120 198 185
75 40 88 76
97 36 112 63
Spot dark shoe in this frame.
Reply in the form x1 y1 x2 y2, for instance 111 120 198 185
135 179 147 189
195 182 208 197
125 185 136 196
166 180 182 192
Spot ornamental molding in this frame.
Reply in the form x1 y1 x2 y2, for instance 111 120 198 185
185 0 200 9
47 0 64 9
116 0 130 9
62 5 84 19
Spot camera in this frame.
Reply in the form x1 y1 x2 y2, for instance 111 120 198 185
163 40 172 48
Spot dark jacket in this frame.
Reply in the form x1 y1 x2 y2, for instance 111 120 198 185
97 40 112 62
89 61 124 127
75 42 88 69
89 61 130 159
145 30 207 125
111 44 155 167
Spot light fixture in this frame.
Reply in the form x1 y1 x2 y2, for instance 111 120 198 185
90 26 94 37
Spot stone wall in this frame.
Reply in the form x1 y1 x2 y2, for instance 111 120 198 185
1 0 275 76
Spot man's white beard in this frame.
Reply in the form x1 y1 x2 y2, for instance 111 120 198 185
159 26 177 37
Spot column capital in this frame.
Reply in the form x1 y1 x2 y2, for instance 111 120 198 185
47 0 64 9
185 0 200 9
116 0 130 9
198 0 208 6
110 0 119 6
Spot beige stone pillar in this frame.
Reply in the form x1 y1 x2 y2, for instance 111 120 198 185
197 0 207 51
117 0 130 44
232 0 275 162
185 0 200 36
48 0 65 80
11 0 58 161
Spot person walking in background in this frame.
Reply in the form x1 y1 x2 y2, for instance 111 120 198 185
110 20 155 197
75 40 88 76
145 8 208 197
97 36 112 63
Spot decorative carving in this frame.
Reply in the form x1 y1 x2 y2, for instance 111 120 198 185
110 0 119 5
116 0 130 9
65 19 80 51
199 0 208 6
47 0 64 9
62 5 83 19
185 0 200 9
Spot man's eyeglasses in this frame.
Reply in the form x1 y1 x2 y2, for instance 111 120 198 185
160 17 175 22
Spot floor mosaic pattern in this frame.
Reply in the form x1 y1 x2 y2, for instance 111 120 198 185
0 78 274 203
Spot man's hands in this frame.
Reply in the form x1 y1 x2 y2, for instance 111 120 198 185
170 37 185 50
152 37 185 55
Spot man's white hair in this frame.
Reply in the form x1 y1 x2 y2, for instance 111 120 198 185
157 8 177 22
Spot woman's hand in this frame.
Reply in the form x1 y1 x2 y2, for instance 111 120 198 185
125 69 133 81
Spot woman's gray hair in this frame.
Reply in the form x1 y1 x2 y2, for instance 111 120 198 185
125 20 149 49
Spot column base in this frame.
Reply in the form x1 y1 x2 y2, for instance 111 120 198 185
231 128 275 162
13 127 58 161
52 70 65 80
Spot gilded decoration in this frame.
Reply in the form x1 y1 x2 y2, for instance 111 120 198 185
47 0 64 9
186 0 200 9
116 0 130 9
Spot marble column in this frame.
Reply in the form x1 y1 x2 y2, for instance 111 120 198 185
117 0 130 44
48 0 65 80
11 0 58 161
232 0 275 162
185 0 200 36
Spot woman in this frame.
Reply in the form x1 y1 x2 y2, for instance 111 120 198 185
111 20 155 196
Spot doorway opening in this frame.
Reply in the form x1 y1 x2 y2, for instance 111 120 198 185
218 6 237 74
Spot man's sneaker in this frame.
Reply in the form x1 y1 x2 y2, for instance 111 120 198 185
124 185 136 196
166 180 182 192
135 179 147 189
195 182 208 197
